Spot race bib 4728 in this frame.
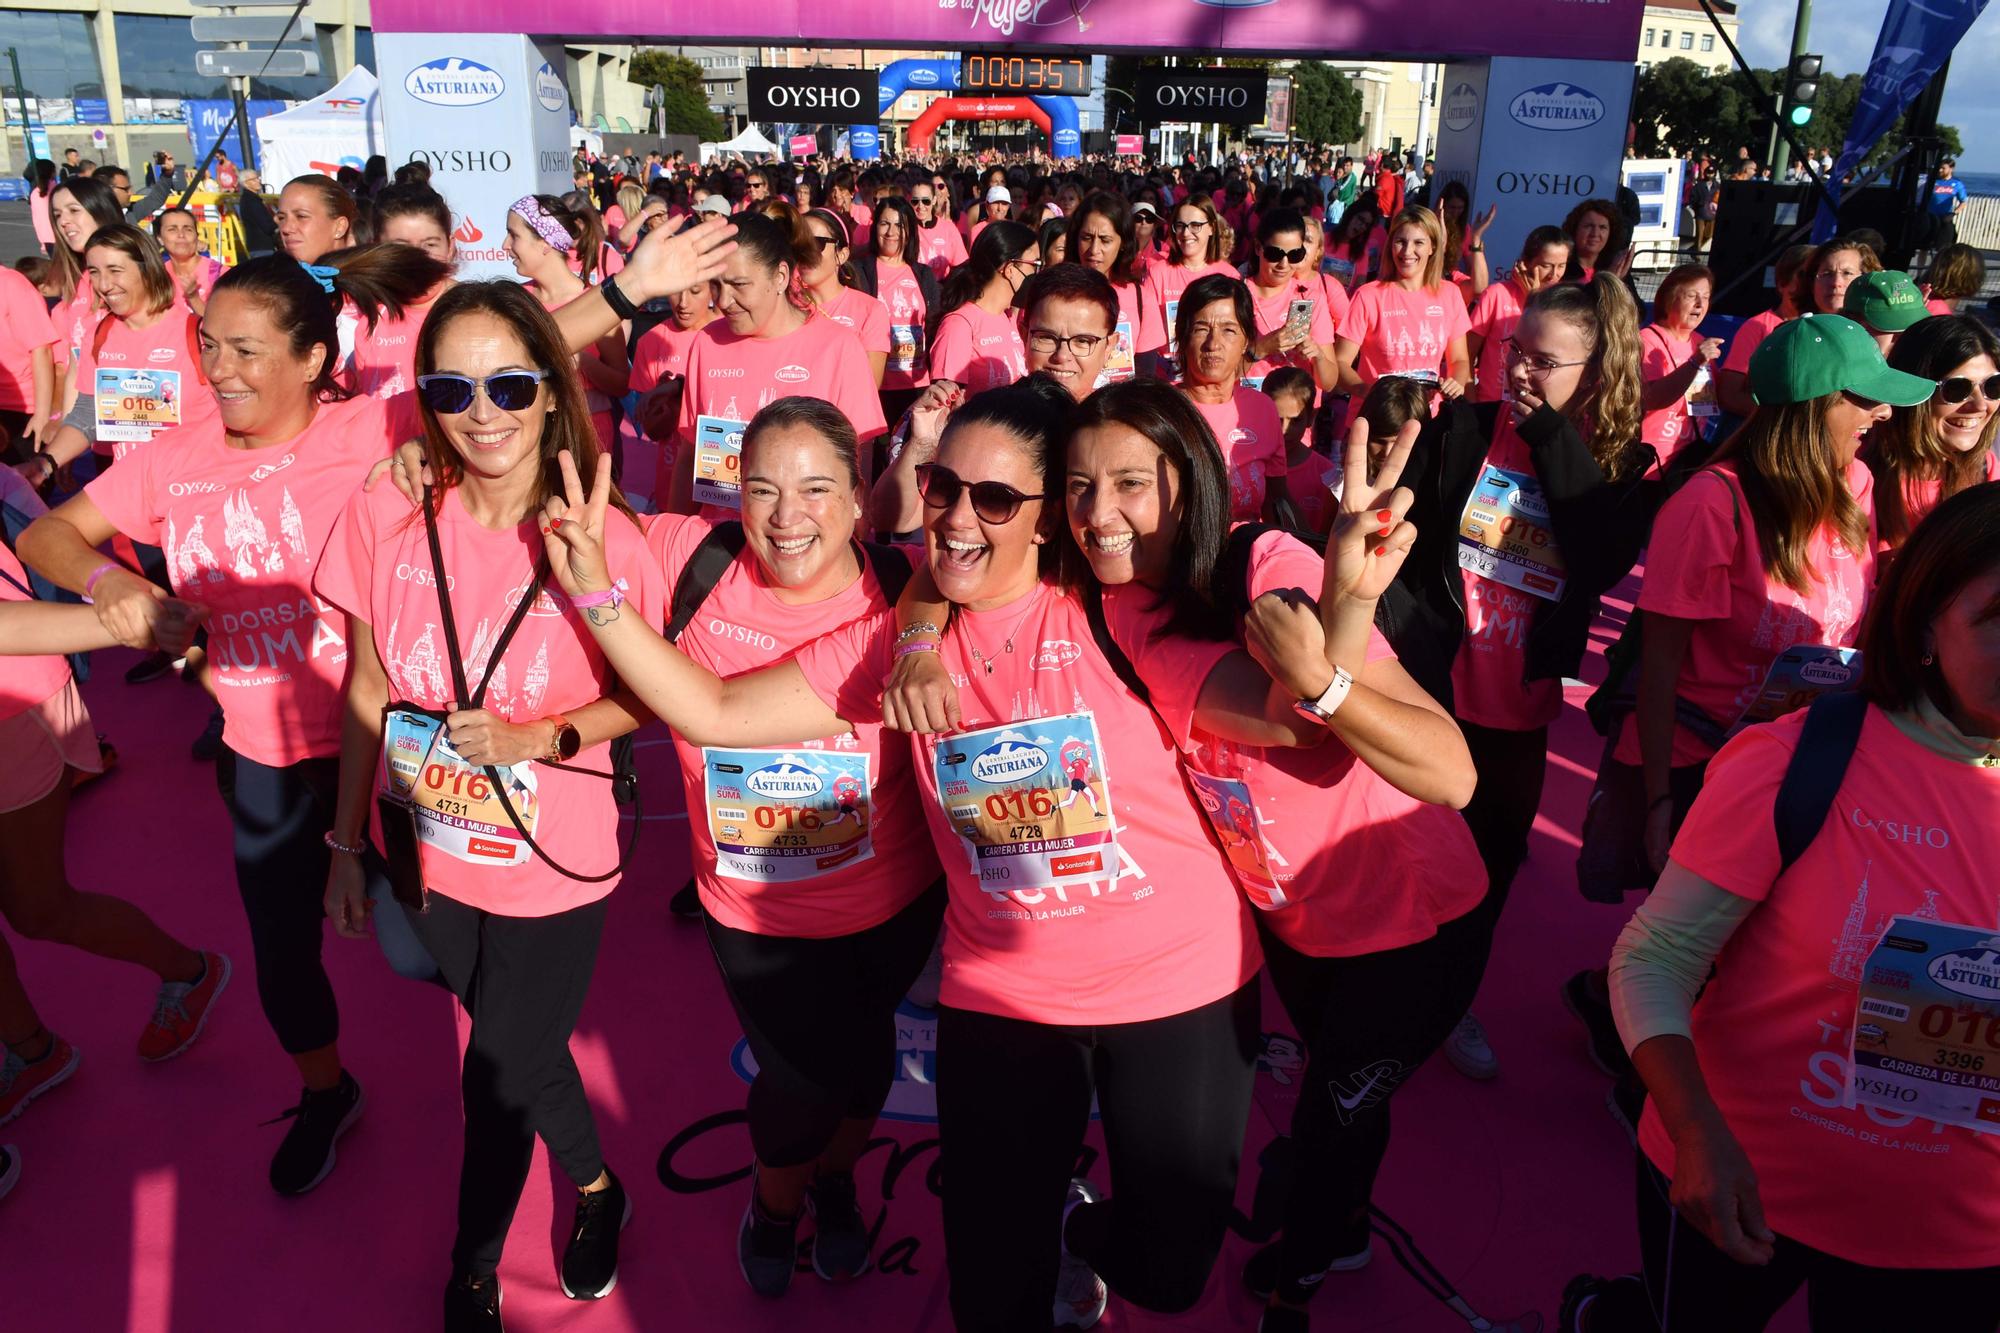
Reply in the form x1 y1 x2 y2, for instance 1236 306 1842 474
933 712 1118 892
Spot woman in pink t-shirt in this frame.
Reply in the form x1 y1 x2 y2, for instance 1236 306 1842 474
541 377 1271 1333
795 206 890 386
274 174 362 265
43 177 124 443
1574 486 2000 1327
1560 198 1622 284
1136 194 1238 372
317 281 666 1320
1244 207 1345 392
1175 272 1295 523
1638 263 1725 472
1321 200 1384 294
640 398 943 1295
151 207 229 317
631 279 720 489
854 195 938 422
926 219 1036 396
1465 225 1571 403
1867 314 2000 552
506 194 628 453
0 263 58 455
1065 192 1146 389
348 184 460 401
911 178 968 279
1714 243 1814 420
1334 206 1473 408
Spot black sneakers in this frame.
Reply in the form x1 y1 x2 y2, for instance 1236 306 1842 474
806 1170 872 1280
560 1168 631 1300
444 1272 503 1333
266 1070 364 1196
738 1175 801 1297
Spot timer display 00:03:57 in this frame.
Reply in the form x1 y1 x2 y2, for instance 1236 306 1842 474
960 55 1091 95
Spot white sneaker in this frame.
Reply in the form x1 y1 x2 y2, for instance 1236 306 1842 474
1054 1177 1108 1328
1444 1013 1499 1081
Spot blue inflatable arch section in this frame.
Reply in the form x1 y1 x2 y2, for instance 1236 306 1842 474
860 58 1080 160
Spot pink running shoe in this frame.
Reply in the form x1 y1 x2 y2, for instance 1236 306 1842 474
0 1035 81 1125
139 951 232 1062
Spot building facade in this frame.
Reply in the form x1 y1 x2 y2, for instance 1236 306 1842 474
1637 0 1740 76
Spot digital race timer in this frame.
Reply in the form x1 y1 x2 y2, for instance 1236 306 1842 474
960 54 1092 96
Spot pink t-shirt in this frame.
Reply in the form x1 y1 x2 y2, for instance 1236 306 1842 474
1188 386 1288 522
644 513 940 937
1466 277 1528 404
1640 707 2000 1269
1615 462 1877 767
1091 281 1144 388
821 286 891 363
629 318 711 394
916 223 967 281
1722 307 1786 377
88 392 420 767
348 296 440 400
78 302 220 463
1339 281 1472 393
929 303 1026 395
58 287 96 371
314 482 665 918
793 579 1260 1025
872 258 932 391
1101 529 1488 957
1924 296 1955 318
1245 279 1343 385
1639 324 1703 465
1450 414 1567 731
0 266 59 413
677 313 888 450
0 484 69 721
1892 452 2000 542
1138 259 1242 357
1285 449 1339 535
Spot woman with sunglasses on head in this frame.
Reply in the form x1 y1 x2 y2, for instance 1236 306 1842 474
1392 274 1651 1082
1136 194 1238 377
927 220 1037 397
541 375 1304 1333
151 206 227 317
506 195 627 454
855 196 940 425
1466 226 1571 404
1244 208 1346 395
790 205 890 388
1064 192 1145 388
1176 273 1296 525
317 281 668 1331
350 185 460 400
1866 314 2000 553
1639 263 1725 474
1335 207 1472 415
668 212 886 517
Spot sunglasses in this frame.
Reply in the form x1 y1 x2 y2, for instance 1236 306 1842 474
1170 220 1209 233
416 370 550 414
911 195 934 205
915 463 1044 524
1937 374 2000 404
808 233 841 253
1263 245 1308 265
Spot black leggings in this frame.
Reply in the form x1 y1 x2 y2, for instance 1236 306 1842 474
702 880 946 1168
1631 1151 2000 1332
1259 901 1497 1282
407 890 610 1277
937 980 1260 1331
1458 720 1548 911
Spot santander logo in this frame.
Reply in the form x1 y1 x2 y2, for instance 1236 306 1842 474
453 215 484 243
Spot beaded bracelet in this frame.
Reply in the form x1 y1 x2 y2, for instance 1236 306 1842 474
895 621 942 645
323 830 368 856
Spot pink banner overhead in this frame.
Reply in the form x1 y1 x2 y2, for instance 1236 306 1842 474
366 0 1643 63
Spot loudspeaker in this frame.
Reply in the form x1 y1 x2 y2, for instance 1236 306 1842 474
1707 183 1812 318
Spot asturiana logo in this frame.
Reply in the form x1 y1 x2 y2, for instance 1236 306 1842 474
535 62 566 113
969 734 1050 785
1508 82 1605 132
1442 82 1479 133
774 364 810 383
406 58 506 108
1798 659 1854 687
908 67 940 87
1927 947 2000 1001
745 758 825 801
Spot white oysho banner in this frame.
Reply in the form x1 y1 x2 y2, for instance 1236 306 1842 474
1469 58 1636 273
378 33 576 282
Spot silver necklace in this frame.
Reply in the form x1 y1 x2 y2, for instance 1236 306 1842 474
967 593 1039 675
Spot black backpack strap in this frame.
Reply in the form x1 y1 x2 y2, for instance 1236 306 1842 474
664 521 747 645
859 540 912 605
1079 580 1151 707
1773 690 1870 874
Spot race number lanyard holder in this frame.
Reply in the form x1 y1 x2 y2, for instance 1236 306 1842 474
376 487 636 911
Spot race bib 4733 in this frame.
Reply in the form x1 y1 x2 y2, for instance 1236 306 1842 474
703 746 875 883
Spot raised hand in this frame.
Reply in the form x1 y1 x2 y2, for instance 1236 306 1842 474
1325 415 1420 606
541 449 613 601
620 215 738 304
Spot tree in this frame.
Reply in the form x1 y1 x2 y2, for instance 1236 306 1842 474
628 49 724 140
1631 58 1960 168
1291 61 1362 149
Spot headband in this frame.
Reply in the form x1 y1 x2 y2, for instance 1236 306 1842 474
510 196 574 253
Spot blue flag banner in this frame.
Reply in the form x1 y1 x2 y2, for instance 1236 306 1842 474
1814 0 1990 240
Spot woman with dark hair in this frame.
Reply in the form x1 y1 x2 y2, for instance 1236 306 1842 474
1923 242 1985 316
1466 225 1570 403
928 220 1037 396
1175 272 1294 523
317 279 666 1328
1244 207 1345 392
1323 199 1384 293
1561 198 1624 283
1137 194 1238 373
1564 480 2000 1330
1038 215 1069 268
352 184 459 399
506 194 628 452
1065 191 1144 387
1868 314 2000 550
855 195 941 422
28 160 57 258
911 174 965 279
44 176 126 422
631 279 719 479
275 173 366 263
151 206 227 316
1021 264 1120 401
1639 263 1725 471
797 207 890 387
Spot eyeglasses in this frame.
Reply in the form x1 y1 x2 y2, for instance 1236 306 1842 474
1027 329 1107 358
1170 220 1209 233
1937 374 2000 404
1263 245 1308 265
416 371 550 414
911 195 934 205
1009 258 1044 275
1503 339 1587 376
914 463 1045 524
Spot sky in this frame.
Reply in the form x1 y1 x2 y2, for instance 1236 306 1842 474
1734 0 2000 170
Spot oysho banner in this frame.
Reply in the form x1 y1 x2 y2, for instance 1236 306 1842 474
747 68 876 123
1135 68 1266 125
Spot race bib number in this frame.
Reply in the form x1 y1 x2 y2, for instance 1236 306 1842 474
1187 771 1287 910
1686 364 1721 418
95 367 181 442
888 323 923 376
933 712 1118 890
1164 298 1181 356
1850 915 2000 1132
1096 319 1136 387
1457 463 1566 601
1240 374 1267 392
1733 645 1860 732
693 414 748 510
702 746 875 883
382 708 536 868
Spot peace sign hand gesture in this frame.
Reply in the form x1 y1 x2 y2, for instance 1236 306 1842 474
1324 413 1421 607
541 449 613 602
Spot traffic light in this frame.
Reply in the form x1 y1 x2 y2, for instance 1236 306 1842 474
1785 53 1823 127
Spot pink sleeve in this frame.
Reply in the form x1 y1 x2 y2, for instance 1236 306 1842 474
1640 327 1676 380
928 312 973 384
603 512 667 630
640 510 713 588
383 391 421 446
1136 269 1167 354
83 436 165 546
1123 626 1235 741
1443 289 1473 342
1309 291 1338 348
1665 723 1792 900
311 487 379 622
1337 284 1376 343
629 326 669 394
859 297 891 356
838 341 888 439
1238 528 1398 665
1722 317 1767 374
1636 475 1741 622
1319 275 1351 331
1468 284 1502 337
792 611 894 725
2 270 58 346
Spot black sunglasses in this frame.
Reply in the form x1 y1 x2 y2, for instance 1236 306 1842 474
1937 374 2000 404
915 463 1044 524
910 194 934 205
1263 245 1308 265
416 371 550 414
808 233 841 253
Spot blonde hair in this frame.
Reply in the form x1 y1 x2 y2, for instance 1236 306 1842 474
1172 194 1231 267
1523 274 1645 482
1712 396 1871 592
1388 206 1446 291
615 181 645 222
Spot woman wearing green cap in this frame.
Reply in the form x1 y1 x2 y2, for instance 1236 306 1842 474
1618 314 1935 874
1840 269 1929 359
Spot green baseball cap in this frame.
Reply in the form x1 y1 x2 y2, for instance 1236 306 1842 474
1841 269 1930 334
1748 314 1936 408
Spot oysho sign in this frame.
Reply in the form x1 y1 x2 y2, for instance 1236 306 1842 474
405 57 506 108
747 67 877 123
1135 67 1266 124
1507 82 1606 132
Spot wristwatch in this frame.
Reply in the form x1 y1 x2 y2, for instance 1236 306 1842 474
1293 666 1354 726
545 713 581 762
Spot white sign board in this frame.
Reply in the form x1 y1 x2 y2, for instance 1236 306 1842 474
1622 157 1686 258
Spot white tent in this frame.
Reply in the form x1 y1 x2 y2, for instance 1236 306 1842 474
256 66 384 184
700 124 780 163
